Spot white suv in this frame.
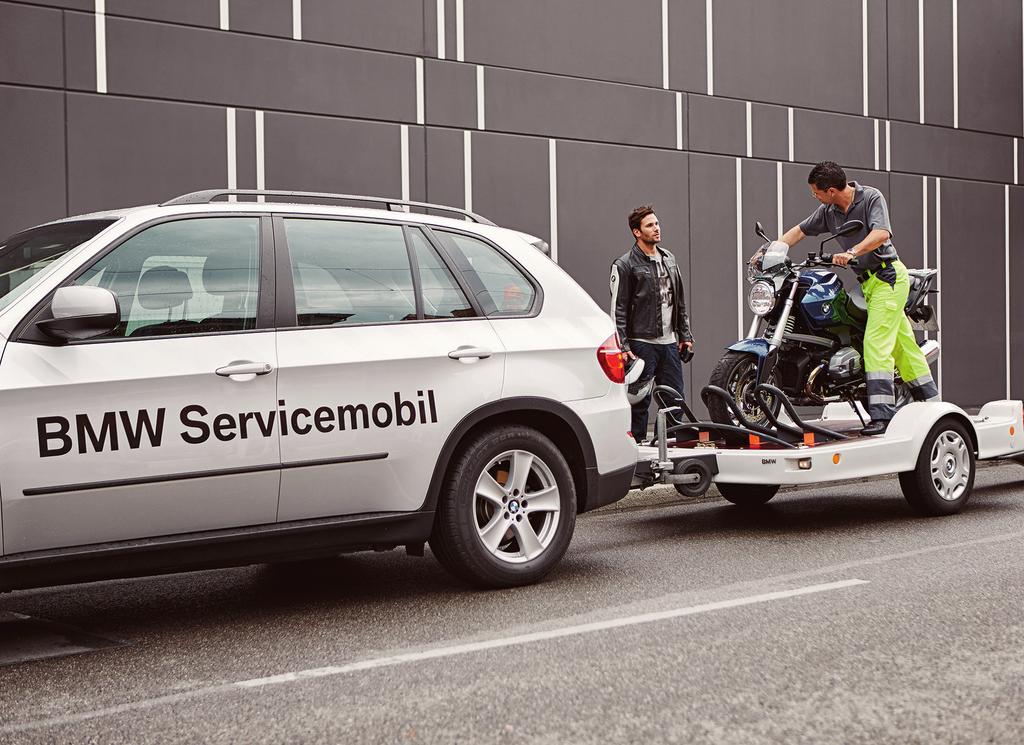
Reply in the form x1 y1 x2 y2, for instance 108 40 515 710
0 190 637 590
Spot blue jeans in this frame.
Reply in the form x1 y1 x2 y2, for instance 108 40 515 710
630 340 685 443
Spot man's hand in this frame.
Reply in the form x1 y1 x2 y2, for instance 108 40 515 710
625 350 637 361
831 250 855 267
679 341 694 353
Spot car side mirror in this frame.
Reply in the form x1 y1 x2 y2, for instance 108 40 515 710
36 286 120 342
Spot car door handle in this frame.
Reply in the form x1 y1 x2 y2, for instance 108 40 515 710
448 346 492 361
215 361 274 377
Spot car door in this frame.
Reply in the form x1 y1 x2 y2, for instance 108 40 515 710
273 216 505 520
0 215 282 554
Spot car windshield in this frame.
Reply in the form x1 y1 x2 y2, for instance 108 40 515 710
0 219 116 313
760 240 790 272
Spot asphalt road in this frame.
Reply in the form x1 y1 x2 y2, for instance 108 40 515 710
1 463 1023 744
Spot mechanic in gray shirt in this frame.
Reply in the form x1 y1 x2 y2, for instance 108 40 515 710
770 161 938 435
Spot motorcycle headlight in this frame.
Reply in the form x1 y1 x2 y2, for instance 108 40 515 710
747 281 776 316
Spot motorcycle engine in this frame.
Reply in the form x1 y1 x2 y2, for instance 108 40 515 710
827 346 862 383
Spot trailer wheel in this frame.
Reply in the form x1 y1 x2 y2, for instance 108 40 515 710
673 459 713 498
898 417 975 516
716 482 779 507
429 425 576 588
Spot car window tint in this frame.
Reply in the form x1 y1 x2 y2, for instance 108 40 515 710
74 218 260 339
284 219 416 326
434 231 536 316
407 229 474 319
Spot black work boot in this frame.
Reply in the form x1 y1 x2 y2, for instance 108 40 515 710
861 419 889 436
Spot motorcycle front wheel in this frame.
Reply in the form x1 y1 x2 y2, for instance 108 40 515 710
707 350 781 428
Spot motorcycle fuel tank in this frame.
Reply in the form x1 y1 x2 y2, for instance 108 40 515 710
797 269 859 331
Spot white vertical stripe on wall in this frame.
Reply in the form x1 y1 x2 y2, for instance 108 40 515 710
885 120 891 171
918 0 925 123
787 107 794 161
873 119 879 170
862 0 869 116
675 92 683 150
922 176 929 339
1006 185 1011 398
437 0 446 59
735 158 743 339
401 125 410 203
226 108 237 201
463 130 472 211
94 0 107 94
219 0 229 30
549 139 558 263
292 0 302 40
952 0 959 128
1015 138 1019 185
706 0 714 95
745 101 752 158
936 177 943 396
456 0 465 62
776 161 783 238
416 59 425 125
476 66 485 130
661 0 669 89
255 110 265 200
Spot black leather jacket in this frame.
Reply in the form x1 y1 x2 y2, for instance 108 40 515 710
610 243 693 353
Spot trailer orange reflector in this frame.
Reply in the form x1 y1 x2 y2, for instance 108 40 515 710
803 432 816 446
832 453 841 465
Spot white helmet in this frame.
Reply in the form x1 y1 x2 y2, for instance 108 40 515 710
625 357 653 405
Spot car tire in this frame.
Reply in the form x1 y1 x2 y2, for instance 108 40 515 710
716 482 779 507
429 425 577 588
898 417 975 516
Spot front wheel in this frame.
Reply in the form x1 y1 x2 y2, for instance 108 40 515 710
708 350 780 428
717 482 779 507
429 425 576 588
898 418 975 516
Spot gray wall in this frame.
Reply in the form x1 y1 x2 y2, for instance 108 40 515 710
1 0 1021 407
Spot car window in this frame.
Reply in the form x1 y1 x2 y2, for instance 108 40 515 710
407 229 474 319
0 219 116 313
74 217 260 339
283 218 417 326
434 231 536 316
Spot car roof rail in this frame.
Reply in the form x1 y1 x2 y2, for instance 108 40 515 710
160 189 496 225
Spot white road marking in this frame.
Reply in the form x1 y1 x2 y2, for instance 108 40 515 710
0 579 867 734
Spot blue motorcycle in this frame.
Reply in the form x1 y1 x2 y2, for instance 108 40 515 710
707 220 939 427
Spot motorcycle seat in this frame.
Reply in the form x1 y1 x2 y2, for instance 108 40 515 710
845 285 868 322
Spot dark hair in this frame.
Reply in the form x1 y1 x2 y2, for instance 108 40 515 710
628 204 656 233
807 161 847 191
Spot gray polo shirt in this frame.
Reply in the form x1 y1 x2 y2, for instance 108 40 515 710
798 181 898 272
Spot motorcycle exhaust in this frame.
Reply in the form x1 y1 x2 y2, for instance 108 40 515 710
919 339 940 366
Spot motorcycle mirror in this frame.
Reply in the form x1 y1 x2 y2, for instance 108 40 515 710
835 219 864 237
754 220 770 243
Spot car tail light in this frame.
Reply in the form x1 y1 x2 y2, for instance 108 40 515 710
597 334 626 384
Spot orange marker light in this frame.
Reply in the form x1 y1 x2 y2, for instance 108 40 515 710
699 431 710 442
1011 426 1016 436
803 432 816 446
749 434 762 449
832 453 841 465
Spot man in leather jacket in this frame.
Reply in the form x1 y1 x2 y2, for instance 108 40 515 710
610 205 694 443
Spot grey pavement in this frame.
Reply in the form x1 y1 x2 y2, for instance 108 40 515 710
1 463 1023 744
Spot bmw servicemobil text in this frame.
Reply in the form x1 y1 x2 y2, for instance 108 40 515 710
36 390 439 457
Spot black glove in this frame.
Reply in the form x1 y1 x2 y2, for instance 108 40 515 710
680 346 694 364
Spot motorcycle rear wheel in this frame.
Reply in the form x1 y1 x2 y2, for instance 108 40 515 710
707 351 781 428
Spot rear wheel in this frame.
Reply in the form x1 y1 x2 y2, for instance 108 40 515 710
429 425 576 588
708 351 780 428
898 418 975 516
716 482 779 507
